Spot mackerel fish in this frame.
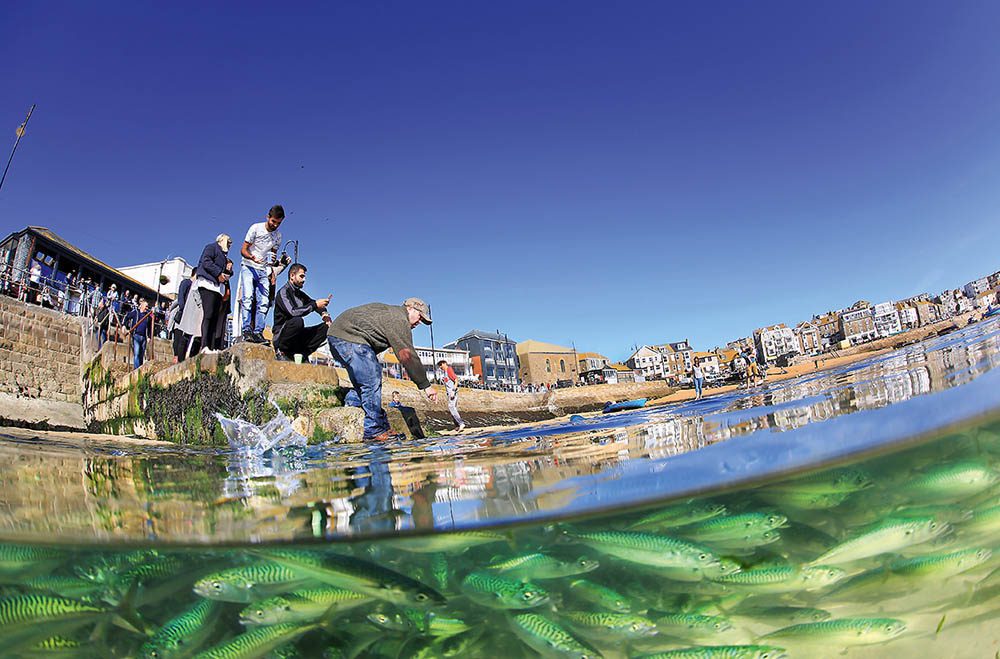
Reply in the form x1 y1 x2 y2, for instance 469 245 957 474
713 565 846 593
566 579 632 613
633 645 787 659
239 588 373 626
561 611 658 639
193 563 313 603
760 617 906 645
509 612 603 658
460 571 550 609
808 516 950 565
192 622 317 659
253 549 446 609
139 598 223 659
566 530 723 570
485 552 600 580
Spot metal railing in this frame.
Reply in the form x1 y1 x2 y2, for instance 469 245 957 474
0 263 166 367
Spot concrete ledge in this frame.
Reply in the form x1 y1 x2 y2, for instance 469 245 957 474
0 392 86 432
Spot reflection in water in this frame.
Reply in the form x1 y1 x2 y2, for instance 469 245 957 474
0 319 999 544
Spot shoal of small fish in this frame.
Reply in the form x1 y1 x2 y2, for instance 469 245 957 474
0 424 999 657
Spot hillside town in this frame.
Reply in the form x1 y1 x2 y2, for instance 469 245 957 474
1 225 997 393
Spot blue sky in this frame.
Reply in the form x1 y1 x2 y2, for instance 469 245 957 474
2 2 999 360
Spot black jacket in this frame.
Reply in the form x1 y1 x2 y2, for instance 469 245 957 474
273 282 319 339
176 278 193 317
195 242 227 282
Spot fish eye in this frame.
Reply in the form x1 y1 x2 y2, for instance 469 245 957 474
256 609 264 617
211 581 222 591
415 593 429 602
698 553 708 560
714 622 723 630
523 591 535 600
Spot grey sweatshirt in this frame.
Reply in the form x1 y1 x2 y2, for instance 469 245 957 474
328 303 430 389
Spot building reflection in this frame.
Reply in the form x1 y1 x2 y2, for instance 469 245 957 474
0 322 999 543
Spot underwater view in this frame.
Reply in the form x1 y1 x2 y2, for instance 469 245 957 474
1 318 1000 657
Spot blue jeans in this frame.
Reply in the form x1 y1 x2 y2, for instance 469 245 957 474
133 335 147 369
327 337 388 439
239 264 269 334
694 376 704 397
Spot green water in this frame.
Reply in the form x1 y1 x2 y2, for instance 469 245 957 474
1 418 998 658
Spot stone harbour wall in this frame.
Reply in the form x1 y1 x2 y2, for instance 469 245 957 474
0 296 83 403
83 342 351 444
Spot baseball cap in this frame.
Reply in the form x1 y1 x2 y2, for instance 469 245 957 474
404 297 433 324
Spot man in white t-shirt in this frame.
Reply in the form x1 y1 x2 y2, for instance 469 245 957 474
239 204 284 343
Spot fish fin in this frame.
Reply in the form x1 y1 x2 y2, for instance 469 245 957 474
111 579 148 636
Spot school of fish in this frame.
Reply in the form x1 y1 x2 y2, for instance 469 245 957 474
0 423 998 658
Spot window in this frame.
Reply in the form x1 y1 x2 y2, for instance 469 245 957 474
560 359 566 373
545 359 551 372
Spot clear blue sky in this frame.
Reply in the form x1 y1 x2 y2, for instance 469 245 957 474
3 2 999 360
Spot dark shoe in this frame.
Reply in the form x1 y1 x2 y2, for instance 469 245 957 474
254 332 271 346
368 431 405 442
274 350 293 362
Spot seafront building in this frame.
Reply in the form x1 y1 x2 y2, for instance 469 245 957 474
653 341 694 381
118 258 194 299
872 302 903 338
964 277 991 300
626 346 666 380
445 330 520 387
754 324 800 364
0 226 159 303
379 345 474 384
840 307 878 345
516 339 580 386
794 322 822 355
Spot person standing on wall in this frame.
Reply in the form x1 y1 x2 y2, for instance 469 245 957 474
437 359 465 431
125 298 153 369
239 204 284 344
195 234 232 355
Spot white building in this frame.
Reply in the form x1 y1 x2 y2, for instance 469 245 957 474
841 308 878 344
692 352 721 377
755 324 800 364
626 345 665 380
896 303 919 330
872 301 903 338
380 345 474 383
117 257 194 299
964 277 990 300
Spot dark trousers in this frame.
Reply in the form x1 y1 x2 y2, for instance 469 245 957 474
199 289 223 351
274 318 328 359
172 328 193 362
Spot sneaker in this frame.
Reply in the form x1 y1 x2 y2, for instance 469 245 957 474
457 423 466 432
254 332 271 346
274 350 293 362
368 431 405 442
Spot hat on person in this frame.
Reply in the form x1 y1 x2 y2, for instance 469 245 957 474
403 297 433 325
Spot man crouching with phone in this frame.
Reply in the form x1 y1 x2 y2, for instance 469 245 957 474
272 263 331 362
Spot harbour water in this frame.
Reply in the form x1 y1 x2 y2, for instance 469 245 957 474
1 318 999 657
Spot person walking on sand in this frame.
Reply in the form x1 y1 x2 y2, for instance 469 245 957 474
326 298 438 442
239 204 284 344
692 357 705 400
437 359 466 431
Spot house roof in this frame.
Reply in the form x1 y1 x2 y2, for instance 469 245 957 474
450 329 515 343
11 226 159 297
517 339 574 355
609 363 633 371
576 351 608 361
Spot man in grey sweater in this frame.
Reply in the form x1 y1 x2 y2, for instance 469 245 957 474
327 298 438 441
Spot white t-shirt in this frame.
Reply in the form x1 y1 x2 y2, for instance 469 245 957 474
243 222 282 272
